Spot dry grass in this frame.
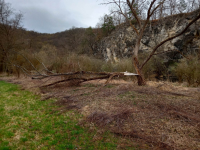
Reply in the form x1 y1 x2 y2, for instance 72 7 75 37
1 76 200 149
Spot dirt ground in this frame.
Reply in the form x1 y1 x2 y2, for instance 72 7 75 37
1 75 200 150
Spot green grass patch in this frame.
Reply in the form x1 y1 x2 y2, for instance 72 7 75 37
0 80 135 149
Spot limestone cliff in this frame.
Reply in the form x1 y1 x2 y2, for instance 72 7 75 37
97 10 200 62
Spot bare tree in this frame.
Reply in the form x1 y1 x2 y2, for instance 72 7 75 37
102 0 200 85
0 0 23 73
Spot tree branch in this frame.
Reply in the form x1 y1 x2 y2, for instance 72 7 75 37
153 49 190 59
140 10 200 70
127 0 141 28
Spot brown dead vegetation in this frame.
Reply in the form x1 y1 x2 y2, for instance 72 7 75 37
1 76 200 149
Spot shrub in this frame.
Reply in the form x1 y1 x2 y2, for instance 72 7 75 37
139 53 168 80
10 50 40 77
35 44 59 68
114 58 134 72
100 58 134 73
175 56 200 86
60 54 103 72
101 61 114 72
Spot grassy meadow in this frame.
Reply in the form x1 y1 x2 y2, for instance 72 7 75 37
0 81 135 150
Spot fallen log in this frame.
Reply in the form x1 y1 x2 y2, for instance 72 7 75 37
39 71 138 87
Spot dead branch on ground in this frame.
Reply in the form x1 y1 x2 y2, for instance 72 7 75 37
40 71 138 87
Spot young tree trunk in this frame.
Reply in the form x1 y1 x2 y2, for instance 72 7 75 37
133 56 146 86
133 42 146 86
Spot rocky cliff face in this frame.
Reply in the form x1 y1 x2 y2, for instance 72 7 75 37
97 10 200 62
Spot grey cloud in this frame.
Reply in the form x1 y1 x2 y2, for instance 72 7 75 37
22 7 85 33
6 0 110 33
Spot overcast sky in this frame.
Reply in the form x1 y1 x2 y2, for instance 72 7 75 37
6 0 110 33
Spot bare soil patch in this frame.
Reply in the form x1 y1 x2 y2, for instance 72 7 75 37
1 76 200 149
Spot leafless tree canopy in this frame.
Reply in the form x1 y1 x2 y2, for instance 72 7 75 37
0 0 23 72
104 0 200 22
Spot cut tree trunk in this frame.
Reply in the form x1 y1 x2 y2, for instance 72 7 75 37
133 56 146 86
